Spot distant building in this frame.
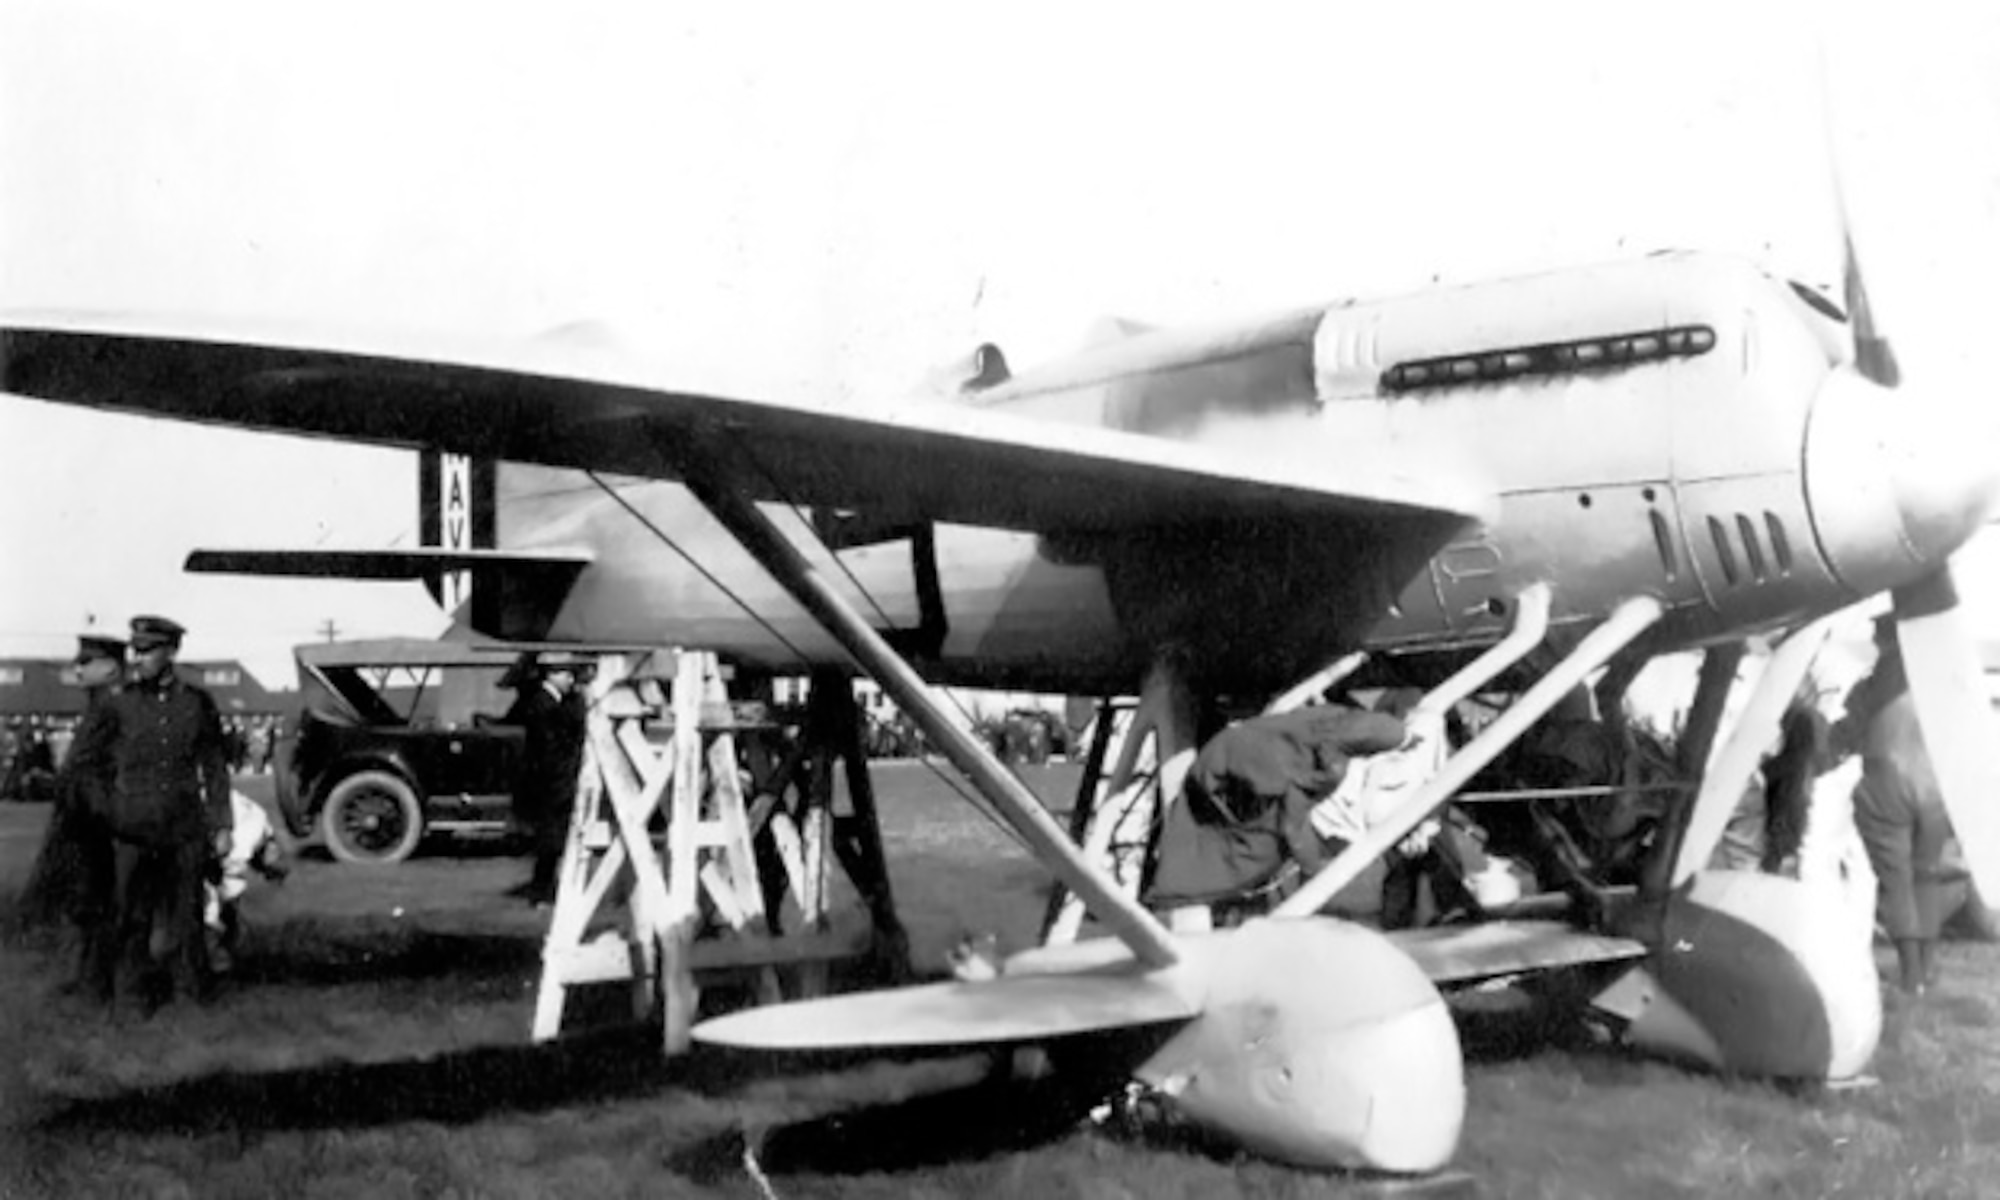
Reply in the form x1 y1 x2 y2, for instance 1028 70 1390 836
0 657 295 721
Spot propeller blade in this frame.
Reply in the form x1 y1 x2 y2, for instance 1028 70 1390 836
1891 566 2000 902
1837 230 1902 388
1818 38 1902 388
1672 620 1834 887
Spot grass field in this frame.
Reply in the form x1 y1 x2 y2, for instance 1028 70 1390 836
2 762 1998 1198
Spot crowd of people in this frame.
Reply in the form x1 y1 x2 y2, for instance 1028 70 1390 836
221 714 281 776
0 718 60 803
2 697 279 806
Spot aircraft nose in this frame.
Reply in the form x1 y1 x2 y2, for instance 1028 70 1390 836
1804 368 2000 596
1891 393 2000 562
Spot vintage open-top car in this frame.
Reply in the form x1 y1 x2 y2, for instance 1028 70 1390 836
277 639 534 864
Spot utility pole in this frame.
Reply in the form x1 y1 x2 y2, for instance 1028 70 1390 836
317 619 340 644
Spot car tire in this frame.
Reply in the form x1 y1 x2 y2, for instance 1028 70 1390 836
320 769 424 865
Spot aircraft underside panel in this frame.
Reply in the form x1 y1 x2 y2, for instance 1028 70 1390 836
1369 485 1704 652
502 471 1131 687
497 466 1481 696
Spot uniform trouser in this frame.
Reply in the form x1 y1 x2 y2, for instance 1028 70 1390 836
529 799 572 892
1853 780 1951 941
90 835 209 1001
1381 822 1484 929
19 792 112 936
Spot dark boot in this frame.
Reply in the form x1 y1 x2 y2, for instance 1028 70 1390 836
135 961 172 1018
1894 938 1929 995
78 927 118 1004
527 852 560 906
1380 856 1420 930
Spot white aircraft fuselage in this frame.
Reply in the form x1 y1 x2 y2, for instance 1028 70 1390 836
487 252 1978 694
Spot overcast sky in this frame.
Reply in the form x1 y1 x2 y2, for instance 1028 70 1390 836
2 4 1997 687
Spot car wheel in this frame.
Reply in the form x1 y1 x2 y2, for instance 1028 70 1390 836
320 769 424 865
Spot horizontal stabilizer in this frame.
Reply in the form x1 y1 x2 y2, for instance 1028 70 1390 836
1388 919 1647 987
692 971 1199 1052
289 637 636 670
185 546 592 642
185 547 592 579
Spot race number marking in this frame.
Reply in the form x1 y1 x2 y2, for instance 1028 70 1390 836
440 452 472 612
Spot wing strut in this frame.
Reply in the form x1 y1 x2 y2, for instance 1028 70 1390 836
678 462 1184 971
1669 618 1836 887
1274 590 1663 919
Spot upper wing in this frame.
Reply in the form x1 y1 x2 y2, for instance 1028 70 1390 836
0 311 1494 536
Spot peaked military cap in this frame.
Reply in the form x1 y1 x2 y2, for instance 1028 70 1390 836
498 651 541 690
128 614 188 651
73 634 127 664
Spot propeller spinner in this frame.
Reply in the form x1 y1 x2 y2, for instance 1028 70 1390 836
1801 164 2000 902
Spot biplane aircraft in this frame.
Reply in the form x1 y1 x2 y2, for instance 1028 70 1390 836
6 131 2000 1174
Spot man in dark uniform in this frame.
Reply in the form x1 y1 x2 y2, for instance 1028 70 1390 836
501 653 589 905
1145 704 1407 925
67 616 233 1009
18 634 126 989
1837 619 1953 994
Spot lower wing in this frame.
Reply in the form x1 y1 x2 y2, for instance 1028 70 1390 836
693 919 1645 1054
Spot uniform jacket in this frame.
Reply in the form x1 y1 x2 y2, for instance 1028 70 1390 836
1146 706 1407 908
1836 654 1952 938
1835 656 1945 824
68 670 232 846
504 682 589 824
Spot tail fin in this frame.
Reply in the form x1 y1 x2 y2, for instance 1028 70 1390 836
186 450 591 642
418 450 496 614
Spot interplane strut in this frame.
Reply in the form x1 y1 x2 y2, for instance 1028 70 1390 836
1669 619 1835 887
677 458 1185 971
1274 590 1661 919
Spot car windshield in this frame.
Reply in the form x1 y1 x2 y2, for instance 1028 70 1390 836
300 664 408 725
293 640 526 728
340 665 438 724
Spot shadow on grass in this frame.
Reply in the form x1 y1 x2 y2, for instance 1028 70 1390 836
36 1022 676 1137
672 1025 1206 1181
288 834 531 864
1445 974 1667 1086
1451 991 1592 1066
669 1068 1105 1181
230 927 540 987
675 1045 1471 1191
